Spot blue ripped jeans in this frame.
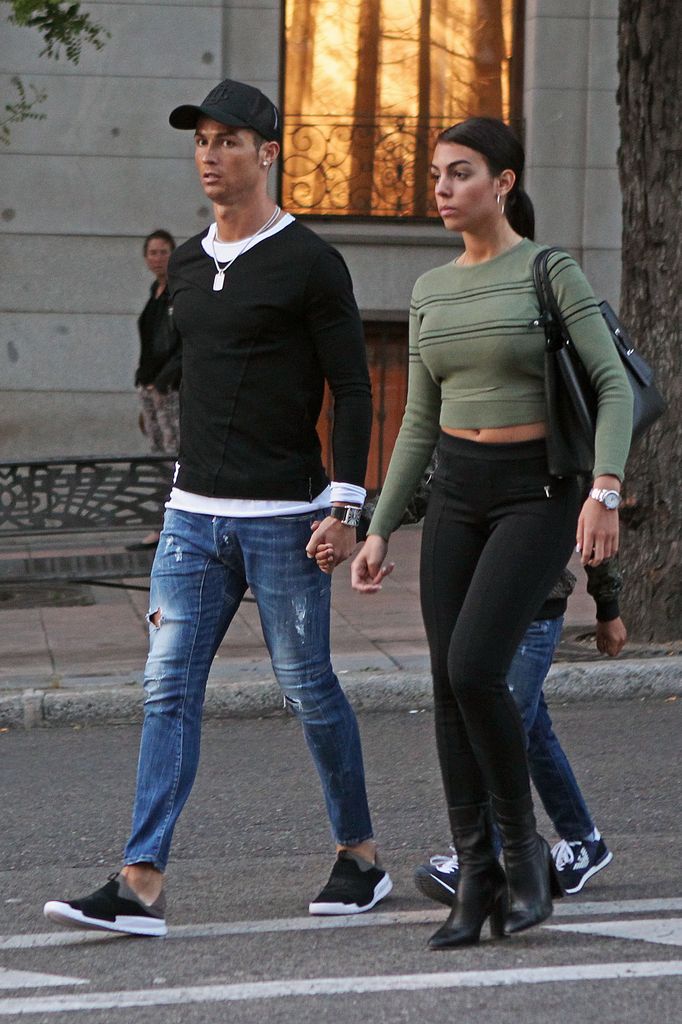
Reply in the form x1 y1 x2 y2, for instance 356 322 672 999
507 616 595 841
124 508 373 871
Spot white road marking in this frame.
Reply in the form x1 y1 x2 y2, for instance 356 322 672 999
0 968 86 990
554 898 682 917
548 918 682 948
0 962 681 1015
2 898 682 950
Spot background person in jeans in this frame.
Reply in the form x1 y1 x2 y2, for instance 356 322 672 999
43 79 391 937
415 556 625 904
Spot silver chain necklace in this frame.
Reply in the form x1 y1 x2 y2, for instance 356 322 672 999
211 206 281 292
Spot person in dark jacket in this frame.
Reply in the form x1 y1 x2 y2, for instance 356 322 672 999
135 229 181 454
128 229 182 550
43 80 391 938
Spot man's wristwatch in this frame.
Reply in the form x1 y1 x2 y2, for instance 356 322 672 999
330 505 362 528
589 487 622 511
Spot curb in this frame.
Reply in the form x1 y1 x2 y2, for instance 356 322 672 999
2 657 681 730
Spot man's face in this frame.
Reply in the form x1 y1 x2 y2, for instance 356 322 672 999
193 117 263 206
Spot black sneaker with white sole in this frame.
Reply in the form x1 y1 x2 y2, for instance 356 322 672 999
43 873 167 936
551 837 613 894
309 850 392 915
413 847 459 907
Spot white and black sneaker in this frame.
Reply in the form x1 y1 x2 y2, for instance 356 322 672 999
413 847 459 907
551 837 613 894
309 850 392 915
43 872 167 936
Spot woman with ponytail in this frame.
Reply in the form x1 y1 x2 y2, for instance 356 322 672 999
349 117 633 948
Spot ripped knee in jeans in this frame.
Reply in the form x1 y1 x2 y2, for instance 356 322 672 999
147 607 163 629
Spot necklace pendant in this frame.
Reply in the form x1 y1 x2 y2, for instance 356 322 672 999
213 271 225 292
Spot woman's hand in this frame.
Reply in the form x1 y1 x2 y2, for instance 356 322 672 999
351 535 394 593
312 540 336 574
576 476 621 566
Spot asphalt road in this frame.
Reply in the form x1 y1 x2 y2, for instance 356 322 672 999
2 701 681 1022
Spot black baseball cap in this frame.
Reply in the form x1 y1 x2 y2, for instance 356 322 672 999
169 79 281 141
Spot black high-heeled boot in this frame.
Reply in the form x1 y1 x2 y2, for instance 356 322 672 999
491 792 563 935
428 803 508 950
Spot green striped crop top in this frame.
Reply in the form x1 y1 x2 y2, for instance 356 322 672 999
368 238 633 540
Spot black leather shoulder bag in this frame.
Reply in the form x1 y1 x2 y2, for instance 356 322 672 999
532 247 666 477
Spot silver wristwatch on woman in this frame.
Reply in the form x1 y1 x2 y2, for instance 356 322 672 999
589 487 622 510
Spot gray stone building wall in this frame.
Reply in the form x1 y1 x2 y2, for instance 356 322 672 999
0 0 621 459
524 0 621 301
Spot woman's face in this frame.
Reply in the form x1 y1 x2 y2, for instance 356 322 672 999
144 239 173 281
431 141 503 233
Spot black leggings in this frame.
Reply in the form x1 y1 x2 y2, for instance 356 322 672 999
420 432 582 809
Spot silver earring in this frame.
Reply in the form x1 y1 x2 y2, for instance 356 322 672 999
262 161 269 167
497 194 506 216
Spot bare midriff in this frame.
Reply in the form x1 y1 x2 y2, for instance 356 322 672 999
442 421 546 444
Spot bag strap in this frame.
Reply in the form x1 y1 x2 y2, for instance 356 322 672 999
531 247 569 353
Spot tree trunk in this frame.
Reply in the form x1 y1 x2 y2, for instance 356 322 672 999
470 0 504 116
349 0 381 214
285 0 317 116
617 0 682 639
413 0 433 217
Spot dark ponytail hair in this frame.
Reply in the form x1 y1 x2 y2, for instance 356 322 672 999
437 117 535 240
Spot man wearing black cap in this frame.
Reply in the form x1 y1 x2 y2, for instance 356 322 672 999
43 79 391 937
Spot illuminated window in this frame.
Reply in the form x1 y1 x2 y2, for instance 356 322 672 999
282 0 523 218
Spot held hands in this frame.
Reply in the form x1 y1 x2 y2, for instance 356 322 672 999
576 475 621 566
306 516 358 575
595 616 627 657
350 535 395 593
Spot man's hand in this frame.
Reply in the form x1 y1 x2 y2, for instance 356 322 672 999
306 517 358 574
595 616 627 657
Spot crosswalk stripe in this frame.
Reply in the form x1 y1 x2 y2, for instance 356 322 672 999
0 969 86 990
1 961 681 1015
2 898 682 950
548 918 682 947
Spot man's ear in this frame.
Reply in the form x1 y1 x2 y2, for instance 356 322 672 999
260 140 280 166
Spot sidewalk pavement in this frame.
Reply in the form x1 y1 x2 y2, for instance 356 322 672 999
1 526 681 729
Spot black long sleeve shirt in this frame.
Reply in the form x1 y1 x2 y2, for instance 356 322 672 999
168 220 372 500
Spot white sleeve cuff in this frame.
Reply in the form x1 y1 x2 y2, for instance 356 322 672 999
329 482 367 506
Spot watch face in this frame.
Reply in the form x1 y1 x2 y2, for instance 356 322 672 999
604 491 621 510
332 506 361 526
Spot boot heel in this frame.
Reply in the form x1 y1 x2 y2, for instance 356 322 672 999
489 889 508 940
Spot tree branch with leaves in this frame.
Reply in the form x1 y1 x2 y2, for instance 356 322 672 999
1 1 110 143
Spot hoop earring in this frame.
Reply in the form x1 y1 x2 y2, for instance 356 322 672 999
496 193 506 217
